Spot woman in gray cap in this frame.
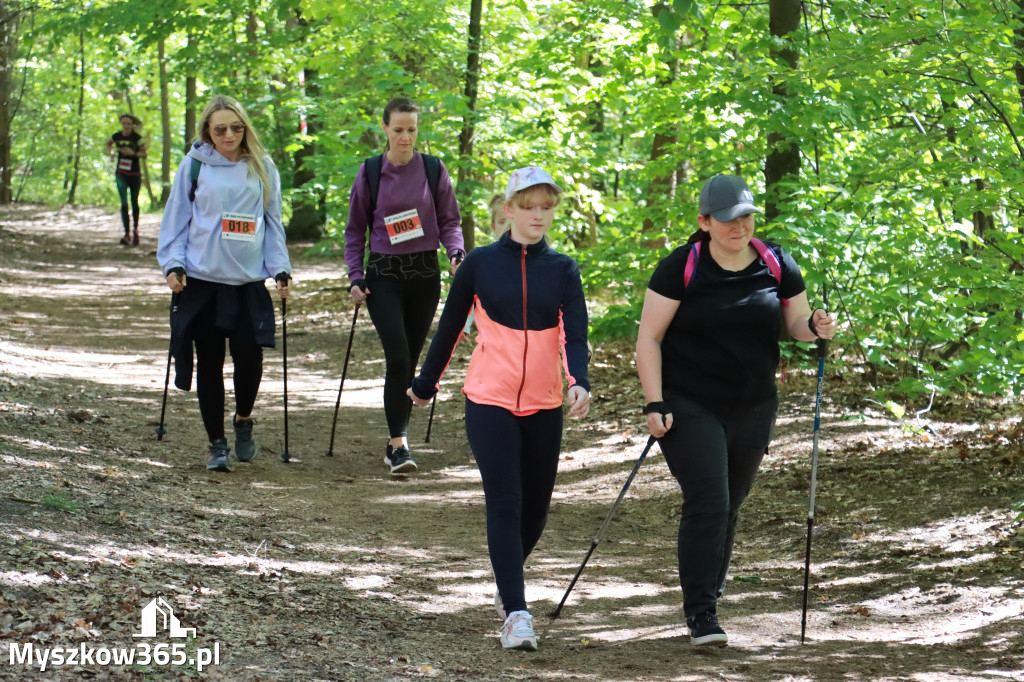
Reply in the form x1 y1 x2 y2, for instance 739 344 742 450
635 174 837 646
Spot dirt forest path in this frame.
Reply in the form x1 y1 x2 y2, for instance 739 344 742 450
0 203 1022 682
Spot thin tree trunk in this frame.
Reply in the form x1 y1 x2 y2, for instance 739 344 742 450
1015 0 1024 116
185 31 197 151
158 37 171 206
125 89 155 206
66 27 85 205
0 0 23 205
642 3 678 246
456 0 482 251
763 0 802 222
287 67 325 240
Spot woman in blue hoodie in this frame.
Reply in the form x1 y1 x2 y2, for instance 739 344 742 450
157 95 292 472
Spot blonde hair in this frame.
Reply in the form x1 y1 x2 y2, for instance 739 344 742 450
506 184 562 210
197 95 271 207
487 193 510 238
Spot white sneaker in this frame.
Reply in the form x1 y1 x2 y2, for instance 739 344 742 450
494 589 506 620
500 610 538 651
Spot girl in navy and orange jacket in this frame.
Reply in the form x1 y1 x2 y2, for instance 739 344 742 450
408 167 590 652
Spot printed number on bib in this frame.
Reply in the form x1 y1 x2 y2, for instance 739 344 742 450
383 209 424 245
221 212 257 242
117 158 133 172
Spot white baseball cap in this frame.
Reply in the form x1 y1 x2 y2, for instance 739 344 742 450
505 166 563 200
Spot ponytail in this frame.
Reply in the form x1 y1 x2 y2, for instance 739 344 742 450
687 225 710 245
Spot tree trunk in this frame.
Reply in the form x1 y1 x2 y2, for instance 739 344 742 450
66 27 85 205
185 31 197 151
287 68 325 240
763 0 802 222
1015 0 1024 115
158 37 171 206
0 0 23 205
642 3 679 246
125 89 155 206
456 0 482 250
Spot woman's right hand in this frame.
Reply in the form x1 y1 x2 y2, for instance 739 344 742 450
166 272 186 293
646 411 673 438
349 279 369 305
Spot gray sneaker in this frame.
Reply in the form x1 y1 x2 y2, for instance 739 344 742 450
233 417 257 462
206 438 232 472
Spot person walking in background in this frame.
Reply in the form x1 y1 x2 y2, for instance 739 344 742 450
408 167 591 651
344 97 465 475
157 95 291 472
105 113 147 246
635 174 838 646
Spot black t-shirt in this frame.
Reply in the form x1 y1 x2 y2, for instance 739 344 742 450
647 240 805 418
111 131 142 176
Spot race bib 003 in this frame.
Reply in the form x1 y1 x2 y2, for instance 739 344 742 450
221 212 257 242
383 208 424 245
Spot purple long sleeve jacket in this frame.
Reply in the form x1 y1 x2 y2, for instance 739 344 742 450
344 152 464 280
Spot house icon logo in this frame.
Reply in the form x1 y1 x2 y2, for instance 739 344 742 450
133 597 197 639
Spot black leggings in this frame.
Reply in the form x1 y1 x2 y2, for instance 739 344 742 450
364 273 440 439
192 296 263 443
658 394 778 619
465 399 563 616
115 173 141 233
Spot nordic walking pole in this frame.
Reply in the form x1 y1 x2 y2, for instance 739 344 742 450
424 394 437 443
801 287 829 643
280 298 292 463
550 434 658 618
326 303 360 457
155 292 179 441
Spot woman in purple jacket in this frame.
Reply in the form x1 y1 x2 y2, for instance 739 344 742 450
344 97 465 474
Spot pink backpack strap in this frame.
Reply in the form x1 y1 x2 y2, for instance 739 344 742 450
683 242 701 288
750 237 788 306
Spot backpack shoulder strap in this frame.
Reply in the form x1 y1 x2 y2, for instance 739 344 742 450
422 153 441 206
364 154 384 221
188 157 202 202
683 242 701 288
750 237 789 306
750 237 782 284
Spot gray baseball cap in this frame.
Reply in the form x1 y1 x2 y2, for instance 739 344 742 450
698 174 762 222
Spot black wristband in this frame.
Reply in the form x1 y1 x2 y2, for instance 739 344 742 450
449 249 466 264
643 401 670 416
274 271 291 285
166 266 186 277
808 311 824 338
348 278 367 293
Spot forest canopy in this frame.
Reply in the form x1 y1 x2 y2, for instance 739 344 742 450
2 0 1023 400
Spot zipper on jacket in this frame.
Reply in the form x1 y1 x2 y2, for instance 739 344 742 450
515 245 529 412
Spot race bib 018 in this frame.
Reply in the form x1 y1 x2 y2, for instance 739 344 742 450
221 212 257 242
383 208 425 245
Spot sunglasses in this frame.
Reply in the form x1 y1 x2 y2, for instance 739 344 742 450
211 122 246 137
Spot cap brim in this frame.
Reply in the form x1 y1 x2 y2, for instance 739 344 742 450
711 204 762 222
505 181 563 200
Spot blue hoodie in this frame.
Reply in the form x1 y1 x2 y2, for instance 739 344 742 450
157 141 291 285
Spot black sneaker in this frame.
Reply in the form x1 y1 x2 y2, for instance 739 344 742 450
206 438 232 472
384 444 417 474
687 611 728 647
233 416 257 462
119 234 131 245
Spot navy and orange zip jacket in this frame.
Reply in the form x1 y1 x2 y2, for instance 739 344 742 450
410 232 590 415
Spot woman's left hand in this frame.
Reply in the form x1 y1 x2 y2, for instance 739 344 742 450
406 387 431 408
277 281 289 300
810 309 838 340
567 386 590 419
